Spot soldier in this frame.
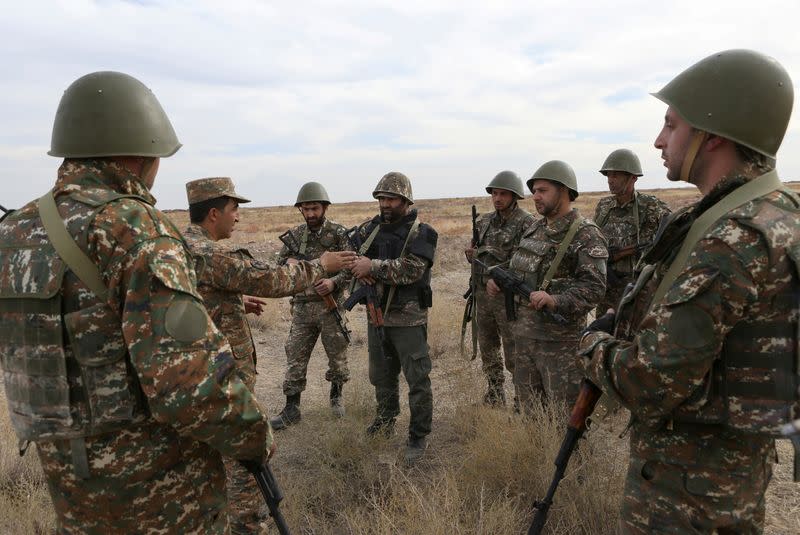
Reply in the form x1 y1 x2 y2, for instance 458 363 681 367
0 71 270 532
594 149 670 314
464 171 535 406
270 182 352 430
350 172 438 465
182 177 355 534
489 161 606 410
580 50 798 534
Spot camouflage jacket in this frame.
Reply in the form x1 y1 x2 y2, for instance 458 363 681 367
0 160 270 531
582 172 800 469
277 218 350 304
352 209 437 327
594 191 670 275
184 223 325 363
473 203 536 281
508 208 607 340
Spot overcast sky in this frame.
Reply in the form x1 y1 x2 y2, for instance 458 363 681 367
2 0 798 209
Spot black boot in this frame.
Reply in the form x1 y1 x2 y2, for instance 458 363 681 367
330 382 345 418
366 416 396 438
483 378 506 407
270 393 301 430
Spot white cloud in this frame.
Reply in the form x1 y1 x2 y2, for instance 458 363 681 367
1 0 798 208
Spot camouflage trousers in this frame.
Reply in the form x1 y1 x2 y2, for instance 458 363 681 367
283 300 350 396
225 367 265 535
368 324 432 439
474 284 515 383
620 454 771 534
37 422 229 534
512 338 581 411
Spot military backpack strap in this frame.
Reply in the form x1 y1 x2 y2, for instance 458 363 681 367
359 224 381 255
383 218 420 318
632 191 641 245
38 190 108 301
649 170 783 311
540 215 583 292
299 226 309 256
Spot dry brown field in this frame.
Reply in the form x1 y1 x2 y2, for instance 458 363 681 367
1 185 798 534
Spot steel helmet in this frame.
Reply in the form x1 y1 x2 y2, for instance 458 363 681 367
49 71 181 158
372 172 414 204
295 181 331 206
527 160 579 199
599 149 643 177
652 49 793 158
486 170 525 199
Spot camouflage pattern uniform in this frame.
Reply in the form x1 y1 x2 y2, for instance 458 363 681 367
0 160 270 533
594 192 670 313
278 219 351 396
508 208 607 409
582 173 800 534
473 204 535 388
353 208 437 442
183 213 326 534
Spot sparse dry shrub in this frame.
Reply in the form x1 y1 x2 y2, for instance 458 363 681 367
0 383 56 534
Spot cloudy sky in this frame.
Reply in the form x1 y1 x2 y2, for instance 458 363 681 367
1 0 798 209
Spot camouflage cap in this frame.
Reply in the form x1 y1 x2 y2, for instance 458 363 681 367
186 177 251 205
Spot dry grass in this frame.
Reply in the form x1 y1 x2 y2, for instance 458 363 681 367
2 185 800 534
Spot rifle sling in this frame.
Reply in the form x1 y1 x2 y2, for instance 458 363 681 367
649 170 783 311
540 215 583 292
384 219 420 318
38 190 108 301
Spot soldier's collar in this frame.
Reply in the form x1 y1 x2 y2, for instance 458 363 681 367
55 158 156 205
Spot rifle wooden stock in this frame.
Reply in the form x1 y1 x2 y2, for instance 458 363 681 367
279 230 351 342
528 380 603 535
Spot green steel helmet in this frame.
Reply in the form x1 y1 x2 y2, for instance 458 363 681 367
527 160 579 199
49 71 182 158
652 49 793 159
599 148 643 177
486 170 525 199
295 181 331 206
372 171 414 204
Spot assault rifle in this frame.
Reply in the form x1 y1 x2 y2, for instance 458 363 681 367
0 204 14 223
781 418 800 482
528 380 603 535
343 226 387 357
608 241 652 263
472 259 567 325
240 461 292 535
460 205 479 359
278 230 351 343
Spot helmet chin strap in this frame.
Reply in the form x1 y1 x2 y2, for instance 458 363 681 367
680 130 709 182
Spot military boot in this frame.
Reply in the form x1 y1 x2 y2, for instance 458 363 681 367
270 393 301 430
330 382 345 418
404 435 428 466
366 416 396 438
483 378 506 407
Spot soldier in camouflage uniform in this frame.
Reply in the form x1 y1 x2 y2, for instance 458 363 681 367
594 149 670 314
350 172 438 465
580 50 799 534
464 171 535 405
489 161 606 411
271 182 352 430
183 177 355 534
0 71 271 533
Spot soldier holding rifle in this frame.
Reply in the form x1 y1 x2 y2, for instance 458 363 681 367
464 171 534 406
593 149 670 314
271 182 353 429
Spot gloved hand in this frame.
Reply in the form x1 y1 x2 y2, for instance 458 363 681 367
583 311 615 335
